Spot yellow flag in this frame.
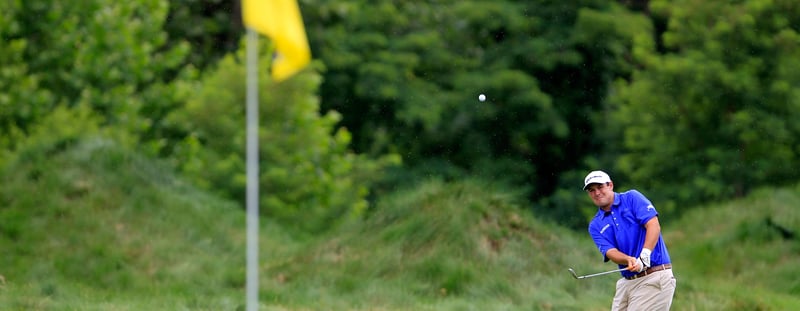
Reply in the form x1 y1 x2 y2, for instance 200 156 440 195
242 0 311 81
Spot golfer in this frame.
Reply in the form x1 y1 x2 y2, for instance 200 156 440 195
583 170 676 310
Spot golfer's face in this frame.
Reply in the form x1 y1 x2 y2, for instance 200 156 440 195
586 183 613 208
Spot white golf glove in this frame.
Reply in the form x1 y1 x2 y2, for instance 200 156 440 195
638 248 652 272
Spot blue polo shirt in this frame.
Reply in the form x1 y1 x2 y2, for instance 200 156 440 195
588 190 671 279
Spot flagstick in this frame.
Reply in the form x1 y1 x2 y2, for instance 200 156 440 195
245 28 260 311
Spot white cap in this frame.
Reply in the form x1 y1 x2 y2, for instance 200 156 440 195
583 170 612 190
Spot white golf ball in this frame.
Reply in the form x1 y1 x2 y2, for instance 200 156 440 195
478 94 486 102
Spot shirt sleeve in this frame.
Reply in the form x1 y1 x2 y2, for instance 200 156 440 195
629 190 658 225
589 223 615 262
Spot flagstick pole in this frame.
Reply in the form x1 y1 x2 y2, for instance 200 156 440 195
245 28 260 311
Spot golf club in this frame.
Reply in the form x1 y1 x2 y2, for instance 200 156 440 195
568 267 627 279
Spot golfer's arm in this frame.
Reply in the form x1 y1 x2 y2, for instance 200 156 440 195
605 217 661 267
605 248 635 266
642 216 661 251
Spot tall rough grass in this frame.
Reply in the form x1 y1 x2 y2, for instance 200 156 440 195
1 137 799 310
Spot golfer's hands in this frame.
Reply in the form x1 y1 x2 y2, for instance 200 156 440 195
635 258 648 272
626 249 651 273
625 256 644 272
638 248 652 270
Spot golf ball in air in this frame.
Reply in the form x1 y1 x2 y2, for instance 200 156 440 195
478 94 486 102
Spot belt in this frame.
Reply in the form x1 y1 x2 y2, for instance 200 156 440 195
626 263 672 280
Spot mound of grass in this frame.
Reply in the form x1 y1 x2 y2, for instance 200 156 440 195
264 179 800 310
262 179 617 310
3 135 800 310
667 185 800 310
0 138 252 310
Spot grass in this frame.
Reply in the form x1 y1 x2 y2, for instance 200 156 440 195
666 185 800 310
0 138 248 309
1 137 799 310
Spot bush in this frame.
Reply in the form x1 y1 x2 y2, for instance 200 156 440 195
167 42 398 233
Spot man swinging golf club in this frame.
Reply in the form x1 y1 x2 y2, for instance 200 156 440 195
583 170 676 310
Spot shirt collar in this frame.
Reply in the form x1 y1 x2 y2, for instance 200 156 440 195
598 192 619 218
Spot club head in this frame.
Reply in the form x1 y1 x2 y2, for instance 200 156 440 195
568 268 580 279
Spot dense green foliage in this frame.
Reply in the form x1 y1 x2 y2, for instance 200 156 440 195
164 0 241 70
304 1 646 195
1 0 388 233
0 0 51 153
609 0 800 212
166 44 398 232
4 0 189 154
3 0 799 229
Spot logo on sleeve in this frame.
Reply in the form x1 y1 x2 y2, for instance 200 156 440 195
646 204 655 211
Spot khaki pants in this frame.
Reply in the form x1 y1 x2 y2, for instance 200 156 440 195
611 269 676 311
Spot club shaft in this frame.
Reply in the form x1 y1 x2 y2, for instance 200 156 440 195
577 268 627 279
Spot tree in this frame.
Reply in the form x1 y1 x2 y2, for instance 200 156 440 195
7 0 190 155
167 41 398 233
0 0 51 158
609 0 800 211
302 0 646 204
164 0 242 71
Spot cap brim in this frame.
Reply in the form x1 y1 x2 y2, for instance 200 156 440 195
583 182 605 190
